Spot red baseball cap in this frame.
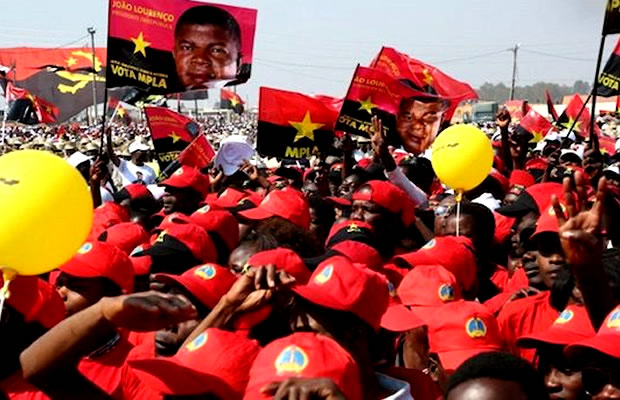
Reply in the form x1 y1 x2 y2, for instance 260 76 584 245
526 156 549 172
325 219 375 248
239 189 311 230
1 275 65 329
144 223 217 264
397 265 463 322
113 183 154 203
326 196 352 208
331 241 382 271
153 264 237 310
190 208 240 252
565 305 620 360
161 166 210 197
489 169 509 195
247 248 312 284
59 241 134 293
292 255 390 330
129 244 153 276
427 300 504 372
530 204 562 239
213 188 248 209
497 182 564 217
394 237 478 292
517 305 595 348
89 202 130 240
509 170 535 189
98 222 149 255
128 328 260 398
244 332 361 400
380 297 426 332
352 180 416 227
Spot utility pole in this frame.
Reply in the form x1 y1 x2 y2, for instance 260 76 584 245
87 27 98 125
509 43 520 100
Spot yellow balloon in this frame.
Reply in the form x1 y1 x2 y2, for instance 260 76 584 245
0 150 93 275
431 124 494 192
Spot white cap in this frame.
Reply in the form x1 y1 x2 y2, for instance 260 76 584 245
66 151 91 168
214 135 256 176
544 131 559 142
128 139 150 153
560 147 584 161
558 129 577 142
615 138 620 152
534 140 547 153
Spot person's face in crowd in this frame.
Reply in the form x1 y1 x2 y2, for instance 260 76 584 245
131 150 147 165
162 186 201 215
433 197 474 239
522 249 547 289
228 242 257 274
538 346 587 400
302 182 319 198
580 353 620 400
152 287 203 356
76 160 91 183
446 378 529 400
338 174 362 200
350 188 386 229
55 273 111 317
402 326 430 371
173 23 240 89
396 99 444 155
503 186 526 206
536 233 566 290
509 211 539 259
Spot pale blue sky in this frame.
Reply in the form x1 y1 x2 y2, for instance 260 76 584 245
0 0 614 106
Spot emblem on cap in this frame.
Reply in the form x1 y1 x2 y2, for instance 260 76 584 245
174 167 184 176
606 309 620 329
275 345 309 374
554 309 574 324
422 239 436 250
78 242 93 254
186 332 208 352
466 317 487 338
548 203 566 216
438 284 455 302
155 230 167 243
346 223 361 233
195 264 217 280
314 264 334 284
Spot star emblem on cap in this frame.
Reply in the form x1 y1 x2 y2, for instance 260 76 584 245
289 111 323 143
130 32 151 57
422 68 434 85
358 97 377 114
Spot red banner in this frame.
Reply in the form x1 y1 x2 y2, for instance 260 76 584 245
145 106 200 170
178 134 215 169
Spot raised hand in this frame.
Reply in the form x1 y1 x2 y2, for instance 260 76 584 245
261 378 347 400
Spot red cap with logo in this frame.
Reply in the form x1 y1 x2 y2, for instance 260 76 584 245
248 248 312 284
352 180 416 227
128 328 260 398
153 264 237 310
292 256 390 330
90 202 130 240
213 188 248 209
190 207 240 252
509 170 535 189
98 222 149 255
427 300 504 372
395 237 478 292
331 241 382 271
243 332 361 400
147 223 217 264
161 166 210 197
239 189 311 230
397 265 463 322
325 219 374 248
531 205 562 239
59 241 135 293
517 305 595 348
1 275 65 329
565 305 620 360
380 297 426 332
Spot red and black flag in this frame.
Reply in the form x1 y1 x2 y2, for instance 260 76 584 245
220 88 244 113
545 89 559 122
371 47 478 121
557 95 599 137
597 36 620 97
504 100 530 122
0 47 106 122
257 87 339 160
335 65 402 138
178 134 215 169
5 81 58 124
106 0 257 93
516 108 552 142
603 0 620 35
145 106 200 170
107 97 133 124
599 135 617 156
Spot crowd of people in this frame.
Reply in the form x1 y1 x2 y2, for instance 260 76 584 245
1 100 620 400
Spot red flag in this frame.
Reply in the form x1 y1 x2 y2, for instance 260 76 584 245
6 81 58 123
545 89 559 122
599 135 616 156
257 87 339 159
518 108 552 142
371 47 478 120
220 89 245 114
145 107 200 170
178 134 215 169
504 100 530 121
557 95 598 137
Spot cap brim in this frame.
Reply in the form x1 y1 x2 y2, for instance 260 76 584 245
59 259 106 280
238 206 274 222
381 304 426 332
565 334 620 361
326 197 352 207
496 194 537 216
437 347 502 372
517 330 592 349
292 284 349 316
407 305 441 324
128 358 231 396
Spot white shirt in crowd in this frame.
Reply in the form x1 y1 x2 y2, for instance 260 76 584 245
116 159 156 186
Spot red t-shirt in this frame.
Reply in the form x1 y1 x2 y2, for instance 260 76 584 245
77 335 134 399
497 291 559 362
121 342 162 400
0 372 50 400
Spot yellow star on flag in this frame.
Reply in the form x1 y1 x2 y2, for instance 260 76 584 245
117 107 126 118
130 32 151 57
289 111 324 142
530 131 544 143
66 56 78 67
230 97 240 107
422 68 434 85
561 118 581 134
358 97 377 114
169 132 181 143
